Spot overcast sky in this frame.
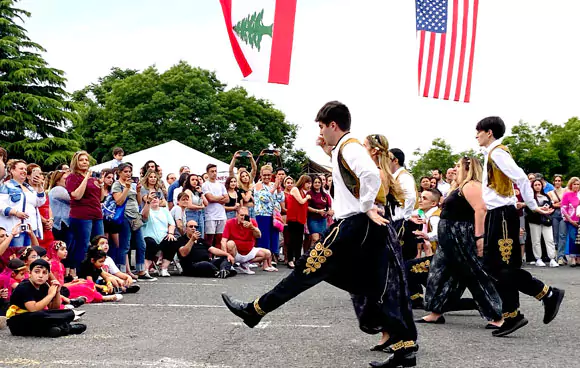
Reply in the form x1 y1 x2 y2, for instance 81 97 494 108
18 0 580 166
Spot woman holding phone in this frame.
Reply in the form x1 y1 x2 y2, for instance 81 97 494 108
0 160 46 247
66 151 105 275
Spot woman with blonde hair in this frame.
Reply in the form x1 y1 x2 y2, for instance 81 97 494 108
418 157 503 328
65 151 105 275
139 169 165 204
237 169 256 218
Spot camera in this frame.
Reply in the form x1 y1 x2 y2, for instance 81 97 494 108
20 224 27 232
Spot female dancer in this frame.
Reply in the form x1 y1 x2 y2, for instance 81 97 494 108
418 157 503 328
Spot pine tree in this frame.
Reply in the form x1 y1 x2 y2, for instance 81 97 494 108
0 0 81 168
233 9 273 51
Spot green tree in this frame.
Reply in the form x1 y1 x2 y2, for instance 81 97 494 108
72 61 298 164
409 138 460 179
233 9 273 51
0 0 82 168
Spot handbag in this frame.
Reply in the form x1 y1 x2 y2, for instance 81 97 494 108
103 193 127 225
130 215 143 231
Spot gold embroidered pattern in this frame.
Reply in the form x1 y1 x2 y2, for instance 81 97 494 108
253 299 266 316
304 223 341 275
410 293 424 301
535 285 549 300
502 310 518 319
410 260 430 273
498 217 513 264
389 341 416 351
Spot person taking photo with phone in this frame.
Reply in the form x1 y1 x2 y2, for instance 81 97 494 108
229 151 257 182
0 160 46 247
65 151 105 276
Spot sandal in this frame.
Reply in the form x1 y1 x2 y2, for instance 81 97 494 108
264 266 278 272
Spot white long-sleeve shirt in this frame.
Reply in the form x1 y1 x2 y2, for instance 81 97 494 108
425 206 440 242
392 167 417 222
482 139 538 211
331 133 381 220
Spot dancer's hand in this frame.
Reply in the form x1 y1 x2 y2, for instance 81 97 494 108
534 207 554 216
476 238 484 257
366 207 389 226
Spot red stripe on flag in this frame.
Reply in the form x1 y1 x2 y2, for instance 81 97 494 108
422 32 436 97
444 0 459 100
418 31 426 93
454 0 470 102
464 0 479 103
268 0 297 84
433 34 446 99
219 0 252 77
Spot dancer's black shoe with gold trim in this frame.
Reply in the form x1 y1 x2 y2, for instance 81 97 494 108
369 350 417 367
492 312 528 337
221 293 262 328
542 287 565 324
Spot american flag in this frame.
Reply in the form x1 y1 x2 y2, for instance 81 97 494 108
416 0 479 103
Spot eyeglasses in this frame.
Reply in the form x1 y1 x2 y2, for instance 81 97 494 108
187 224 197 228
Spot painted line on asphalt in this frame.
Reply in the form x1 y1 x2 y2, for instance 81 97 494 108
150 282 222 286
229 322 331 329
46 358 230 367
92 303 226 308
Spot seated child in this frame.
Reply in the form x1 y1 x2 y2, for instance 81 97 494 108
90 236 139 294
0 259 27 325
77 246 123 302
6 259 86 337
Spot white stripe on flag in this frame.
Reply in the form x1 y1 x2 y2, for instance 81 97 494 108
429 33 442 97
460 0 475 102
449 0 462 101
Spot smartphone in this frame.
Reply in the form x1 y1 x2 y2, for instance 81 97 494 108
263 149 275 155
243 215 250 222
239 151 250 157
131 176 139 184
91 172 101 179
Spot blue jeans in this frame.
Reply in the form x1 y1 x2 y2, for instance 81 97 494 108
69 218 104 270
226 211 237 220
565 222 579 256
307 217 328 235
185 210 204 238
552 211 567 260
256 215 279 255
9 229 41 247
118 217 146 272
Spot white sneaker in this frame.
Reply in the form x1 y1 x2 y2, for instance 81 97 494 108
549 259 559 268
529 261 536 265
114 294 123 302
248 263 258 268
535 259 546 267
160 269 171 277
234 263 255 275
64 304 75 310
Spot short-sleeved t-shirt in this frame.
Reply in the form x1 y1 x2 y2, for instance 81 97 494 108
111 181 139 219
176 236 212 267
9 279 49 311
202 181 227 221
170 206 187 232
65 173 103 220
223 218 258 255
140 186 165 201
77 260 103 281
102 256 120 275
142 207 175 244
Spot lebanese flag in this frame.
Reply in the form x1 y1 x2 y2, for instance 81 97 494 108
219 0 297 85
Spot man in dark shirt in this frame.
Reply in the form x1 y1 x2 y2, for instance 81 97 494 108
177 220 236 278
7 259 84 337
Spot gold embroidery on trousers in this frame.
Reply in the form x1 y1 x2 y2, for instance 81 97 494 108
502 310 518 319
410 260 430 273
410 293 424 301
304 221 342 275
390 341 416 351
498 216 513 264
535 285 549 300
253 299 266 316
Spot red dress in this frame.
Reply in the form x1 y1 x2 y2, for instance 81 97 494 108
37 196 54 249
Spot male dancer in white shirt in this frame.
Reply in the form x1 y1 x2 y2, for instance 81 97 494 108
222 101 418 368
476 116 565 337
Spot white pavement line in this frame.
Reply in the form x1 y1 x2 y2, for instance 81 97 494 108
92 303 226 308
229 322 331 328
47 358 230 367
151 282 222 286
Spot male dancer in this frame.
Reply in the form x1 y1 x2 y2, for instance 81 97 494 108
476 116 565 337
222 101 418 368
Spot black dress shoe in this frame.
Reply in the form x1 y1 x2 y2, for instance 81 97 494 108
48 326 63 338
70 297 86 308
68 323 87 335
415 315 445 324
492 313 528 337
369 351 417 367
221 293 262 328
543 287 565 324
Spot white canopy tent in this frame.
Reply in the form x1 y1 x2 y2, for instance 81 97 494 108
90 140 231 183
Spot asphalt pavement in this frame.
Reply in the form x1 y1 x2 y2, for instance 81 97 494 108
0 264 578 368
